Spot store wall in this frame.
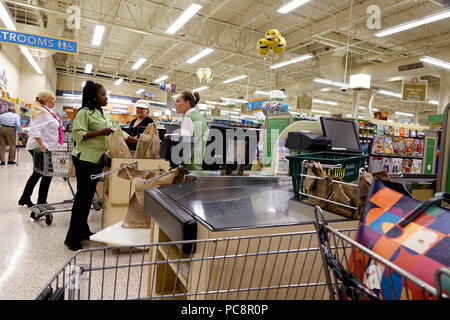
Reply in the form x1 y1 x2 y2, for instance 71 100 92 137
0 44 21 97
19 55 57 104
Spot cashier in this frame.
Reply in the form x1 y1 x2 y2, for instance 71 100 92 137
126 99 154 150
175 91 208 170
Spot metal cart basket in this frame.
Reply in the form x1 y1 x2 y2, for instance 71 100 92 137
36 230 348 300
313 206 449 300
30 147 102 225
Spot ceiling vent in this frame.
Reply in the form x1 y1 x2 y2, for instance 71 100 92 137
398 62 424 72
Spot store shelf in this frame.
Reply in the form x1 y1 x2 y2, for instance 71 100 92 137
370 153 423 159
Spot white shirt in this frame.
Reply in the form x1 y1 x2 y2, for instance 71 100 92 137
0 112 21 131
180 108 196 136
26 110 60 151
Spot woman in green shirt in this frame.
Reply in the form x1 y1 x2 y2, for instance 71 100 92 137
64 81 137 251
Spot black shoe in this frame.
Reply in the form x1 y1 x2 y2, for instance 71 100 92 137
64 240 82 251
7 161 16 165
18 198 34 208
0 162 4 165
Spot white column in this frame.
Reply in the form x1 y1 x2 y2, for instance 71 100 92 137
439 70 450 114
352 90 360 119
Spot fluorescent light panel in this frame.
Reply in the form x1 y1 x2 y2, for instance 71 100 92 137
277 0 311 14
166 3 202 35
0 1 16 29
270 53 313 69
186 48 214 64
395 111 414 117
378 89 402 98
313 78 349 88
136 89 144 94
375 9 450 37
313 99 338 106
114 78 124 86
0 3 42 74
192 86 209 92
223 75 248 84
131 58 147 70
153 75 169 83
311 109 331 114
420 56 450 70
254 91 270 96
85 64 93 74
92 25 105 46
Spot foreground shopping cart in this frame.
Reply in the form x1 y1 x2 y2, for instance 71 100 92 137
313 206 449 300
36 230 342 300
30 146 102 225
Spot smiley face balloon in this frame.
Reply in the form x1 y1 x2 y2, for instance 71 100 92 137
265 29 281 42
257 38 271 57
272 36 286 56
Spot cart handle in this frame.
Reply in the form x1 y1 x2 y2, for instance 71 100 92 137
142 166 183 184
90 161 138 180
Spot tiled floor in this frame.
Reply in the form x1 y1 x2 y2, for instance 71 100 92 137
0 149 105 300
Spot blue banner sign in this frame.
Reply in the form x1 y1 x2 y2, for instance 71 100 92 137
247 99 269 111
0 28 78 55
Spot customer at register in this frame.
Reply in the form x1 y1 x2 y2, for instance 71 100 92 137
125 99 154 151
64 81 138 251
0 106 21 165
174 91 208 171
18 90 60 207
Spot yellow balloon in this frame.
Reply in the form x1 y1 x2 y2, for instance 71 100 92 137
257 38 271 56
265 29 281 41
272 36 286 55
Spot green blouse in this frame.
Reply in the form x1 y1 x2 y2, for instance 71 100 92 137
72 108 129 164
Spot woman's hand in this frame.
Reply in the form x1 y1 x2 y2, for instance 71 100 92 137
101 128 115 136
39 144 46 151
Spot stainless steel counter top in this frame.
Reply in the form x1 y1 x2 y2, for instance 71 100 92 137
145 175 350 233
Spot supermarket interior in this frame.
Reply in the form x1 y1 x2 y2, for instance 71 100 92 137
0 0 449 302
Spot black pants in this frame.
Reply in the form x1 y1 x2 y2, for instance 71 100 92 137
20 150 52 204
65 155 104 243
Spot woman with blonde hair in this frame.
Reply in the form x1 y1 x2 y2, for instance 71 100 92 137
18 90 62 207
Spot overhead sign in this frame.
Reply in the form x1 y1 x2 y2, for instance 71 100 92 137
296 93 312 110
0 28 78 55
401 79 427 102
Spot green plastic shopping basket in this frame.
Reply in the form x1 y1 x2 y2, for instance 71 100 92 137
286 152 368 199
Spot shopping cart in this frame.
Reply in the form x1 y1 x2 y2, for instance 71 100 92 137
30 146 102 225
313 206 449 300
36 230 340 300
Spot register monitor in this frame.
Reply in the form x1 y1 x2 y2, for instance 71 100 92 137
320 117 362 154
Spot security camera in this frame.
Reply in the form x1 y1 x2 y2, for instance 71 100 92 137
341 87 347 92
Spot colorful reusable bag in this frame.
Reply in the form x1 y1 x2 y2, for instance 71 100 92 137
350 178 450 299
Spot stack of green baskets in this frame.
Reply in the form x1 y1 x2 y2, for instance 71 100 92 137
286 152 368 199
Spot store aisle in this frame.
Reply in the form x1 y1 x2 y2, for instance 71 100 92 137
0 149 104 300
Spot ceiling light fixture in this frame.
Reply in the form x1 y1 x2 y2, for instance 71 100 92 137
192 86 209 92
378 89 402 98
220 97 248 104
270 53 313 69
420 56 450 70
254 91 270 96
114 78 124 86
131 58 147 70
92 25 105 46
313 78 349 88
0 2 42 74
395 111 414 117
82 81 86 87
205 101 226 106
375 9 450 37
313 99 338 106
277 0 311 14
153 75 169 83
428 100 439 105
186 48 214 64
85 64 93 74
136 89 144 94
166 3 202 34
223 75 248 84
311 109 331 114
